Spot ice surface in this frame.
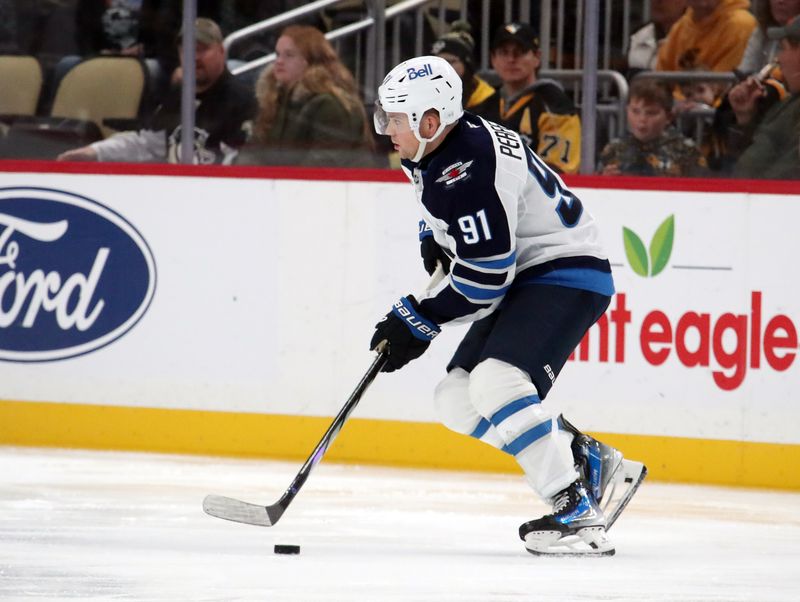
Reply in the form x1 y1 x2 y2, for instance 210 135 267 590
1 446 798 601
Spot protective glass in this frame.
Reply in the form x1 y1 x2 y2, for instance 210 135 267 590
373 102 412 135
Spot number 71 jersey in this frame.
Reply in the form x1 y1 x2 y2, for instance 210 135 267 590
401 111 614 326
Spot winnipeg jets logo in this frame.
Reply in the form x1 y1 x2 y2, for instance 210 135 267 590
435 160 474 187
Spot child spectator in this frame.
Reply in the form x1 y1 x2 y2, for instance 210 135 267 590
236 25 375 167
431 20 494 109
673 54 730 114
597 79 708 177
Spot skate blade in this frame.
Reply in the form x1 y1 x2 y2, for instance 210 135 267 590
603 460 647 530
523 527 615 557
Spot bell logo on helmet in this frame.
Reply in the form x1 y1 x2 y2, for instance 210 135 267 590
406 63 433 80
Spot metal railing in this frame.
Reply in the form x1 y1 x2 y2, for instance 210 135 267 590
227 0 470 104
224 1 549 98
538 0 650 72
213 0 660 170
224 0 346 55
539 69 628 173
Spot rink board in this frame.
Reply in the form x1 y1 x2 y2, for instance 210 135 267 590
0 163 798 489
1 399 798 490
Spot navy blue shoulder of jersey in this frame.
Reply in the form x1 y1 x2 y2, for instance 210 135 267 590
407 113 519 324
416 113 512 261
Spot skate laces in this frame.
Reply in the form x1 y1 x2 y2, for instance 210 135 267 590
551 489 572 515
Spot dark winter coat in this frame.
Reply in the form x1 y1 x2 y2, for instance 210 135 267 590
238 82 375 168
733 93 800 179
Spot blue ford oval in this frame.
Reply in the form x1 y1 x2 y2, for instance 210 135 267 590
0 187 156 361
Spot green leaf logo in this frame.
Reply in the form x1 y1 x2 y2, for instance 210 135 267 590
622 215 675 277
623 227 649 276
649 215 674 276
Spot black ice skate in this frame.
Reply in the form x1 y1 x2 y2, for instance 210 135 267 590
519 479 614 556
562 415 647 530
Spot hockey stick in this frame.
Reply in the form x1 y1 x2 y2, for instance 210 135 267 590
203 263 445 527
203 346 388 527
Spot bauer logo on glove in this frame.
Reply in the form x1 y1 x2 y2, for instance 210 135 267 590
392 298 439 340
370 295 440 372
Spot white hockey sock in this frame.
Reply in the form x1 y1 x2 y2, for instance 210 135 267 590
516 424 579 500
467 418 507 450
469 359 579 500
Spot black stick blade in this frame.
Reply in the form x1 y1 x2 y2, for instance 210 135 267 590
203 494 280 527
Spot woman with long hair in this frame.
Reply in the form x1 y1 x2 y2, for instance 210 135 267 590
239 24 375 167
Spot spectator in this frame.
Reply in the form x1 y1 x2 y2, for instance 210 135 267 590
627 0 688 74
673 53 730 113
75 0 150 57
471 22 581 174
44 1 182 108
738 0 800 74
56 17 256 164
657 0 757 73
598 79 708 177
431 20 494 109
679 73 721 110
211 1 328 62
707 0 800 171
728 15 800 178
236 25 374 167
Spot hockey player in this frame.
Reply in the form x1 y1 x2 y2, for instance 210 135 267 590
369 55 646 556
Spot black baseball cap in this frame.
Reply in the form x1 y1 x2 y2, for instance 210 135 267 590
491 22 540 53
767 14 800 42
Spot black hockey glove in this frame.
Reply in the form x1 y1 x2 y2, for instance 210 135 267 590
419 220 451 276
420 236 452 276
370 295 440 372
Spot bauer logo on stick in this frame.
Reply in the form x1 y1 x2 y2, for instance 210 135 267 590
0 187 156 362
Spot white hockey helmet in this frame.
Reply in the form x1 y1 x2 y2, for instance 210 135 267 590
374 55 463 159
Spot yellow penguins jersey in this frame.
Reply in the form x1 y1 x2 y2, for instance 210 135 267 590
465 75 496 109
471 80 581 174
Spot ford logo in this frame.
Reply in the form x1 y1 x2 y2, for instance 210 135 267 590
0 187 156 362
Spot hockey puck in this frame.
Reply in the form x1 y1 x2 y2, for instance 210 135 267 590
274 544 300 555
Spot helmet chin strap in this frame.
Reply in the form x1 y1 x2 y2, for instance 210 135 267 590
412 123 448 163
412 139 428 163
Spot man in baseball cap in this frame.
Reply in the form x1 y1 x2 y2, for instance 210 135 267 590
175 18 226 93
471 22 581 174
58 16 256 165
490 22 540 53
177 17 224 46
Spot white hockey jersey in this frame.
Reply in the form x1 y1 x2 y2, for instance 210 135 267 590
401 112 614 326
